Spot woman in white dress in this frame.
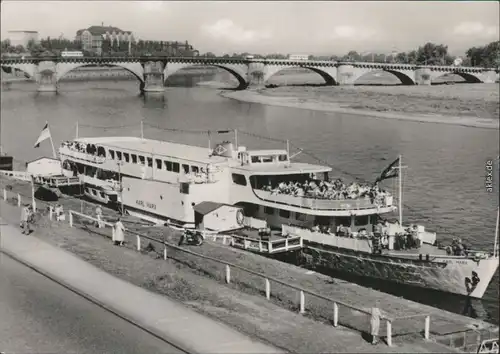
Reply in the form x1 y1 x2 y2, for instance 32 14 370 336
113 217 125 246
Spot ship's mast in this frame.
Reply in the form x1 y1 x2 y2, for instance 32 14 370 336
398 154 403 225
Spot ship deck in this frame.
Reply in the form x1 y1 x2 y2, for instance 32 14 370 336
383 243 449 258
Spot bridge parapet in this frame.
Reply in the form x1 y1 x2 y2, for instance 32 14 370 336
1 56 498 90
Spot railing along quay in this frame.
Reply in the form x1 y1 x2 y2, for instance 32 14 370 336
1 185 434 347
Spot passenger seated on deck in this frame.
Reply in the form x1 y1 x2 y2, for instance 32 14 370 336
311 224 320 232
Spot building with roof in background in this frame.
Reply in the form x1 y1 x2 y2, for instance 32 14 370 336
7 30 39 48
75 24 134 55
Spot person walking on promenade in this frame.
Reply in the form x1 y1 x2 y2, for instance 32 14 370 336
20 204 31 234
370 301 385 345
95 205 104 228
113 217 125 246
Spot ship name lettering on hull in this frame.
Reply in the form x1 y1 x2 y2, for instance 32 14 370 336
136 200 157 210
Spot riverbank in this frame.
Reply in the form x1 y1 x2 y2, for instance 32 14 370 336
0 176 497 353
221 84 499 129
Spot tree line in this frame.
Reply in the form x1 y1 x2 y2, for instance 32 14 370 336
200 41 499 68
1 37 498 68
0 37 197 57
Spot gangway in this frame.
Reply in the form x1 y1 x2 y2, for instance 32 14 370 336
33 175 81 188
230 234 303 254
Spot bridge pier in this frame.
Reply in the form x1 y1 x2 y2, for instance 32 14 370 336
336 64 356 85
414 68 432 85
143 61 165 93
35 61 58 92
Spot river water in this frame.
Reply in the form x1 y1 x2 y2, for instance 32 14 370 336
1 72 499 324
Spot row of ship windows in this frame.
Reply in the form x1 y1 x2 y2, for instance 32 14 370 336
108 149 208 174
263 206 370 225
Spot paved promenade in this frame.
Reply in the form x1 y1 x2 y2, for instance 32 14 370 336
0 219 284 354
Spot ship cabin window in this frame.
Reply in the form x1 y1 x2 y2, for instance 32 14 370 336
123 153 130 163
279 209 290 218
251 156 260 163
138 155 145 165
354 215 369 226
191 166 199 173
232 173 247 186
264 207 274 215
91 189 97 196
155 159 162 169
165 160 172 171
278 154 288 162
147 157 153 167
97 146 106 157
99 192 105 198
116 151 122 161
261 155 273 163
172 162 180 173
182 164 190 174
336 216 352 227
295 212 306 221
109 150 115 159
131 154 137 164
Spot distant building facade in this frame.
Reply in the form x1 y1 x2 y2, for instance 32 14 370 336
8 30 39 48
288 54 309 61
75 25 134 55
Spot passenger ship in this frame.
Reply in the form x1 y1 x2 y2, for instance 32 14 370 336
57 134 499 299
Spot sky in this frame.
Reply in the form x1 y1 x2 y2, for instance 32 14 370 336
1 1 499 55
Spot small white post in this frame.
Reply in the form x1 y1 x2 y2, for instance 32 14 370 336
17 193 21 207
333 302 339 327
141 120 144 139
112 227 115 241
225 264 231 284
386 320 393 347
49 206 53 221
299 291 305 314
265 278 271 300
285 238 289 250
136 235 141 251
424 316 430 340
69 211 73 227
3 188 6 201
163 245 168 260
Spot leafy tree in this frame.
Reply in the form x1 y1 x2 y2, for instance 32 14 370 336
416 42 448 65
466 41 499 67
101 38 111 54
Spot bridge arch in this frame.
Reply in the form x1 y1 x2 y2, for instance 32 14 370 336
1 64 35 80
56 62 144 83
352 69 415 85
263 65 338 86
432 71 482 84
164 63 248 89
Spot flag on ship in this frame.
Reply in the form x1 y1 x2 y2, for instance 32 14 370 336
375 156 400 183
33 122 52 148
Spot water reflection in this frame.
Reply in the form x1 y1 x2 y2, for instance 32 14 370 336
142 93 167 109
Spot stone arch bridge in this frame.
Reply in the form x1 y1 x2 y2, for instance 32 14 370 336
1 56 498 92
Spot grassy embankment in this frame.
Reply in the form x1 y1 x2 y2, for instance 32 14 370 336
0 176 495 353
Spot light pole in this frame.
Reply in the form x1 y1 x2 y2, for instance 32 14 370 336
117 161 124 215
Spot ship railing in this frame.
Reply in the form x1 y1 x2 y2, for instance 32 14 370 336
283 224 374 253
60 146 106 164
0 185 435 347
33 175 81 187
253 189 393 211
230 234 303 254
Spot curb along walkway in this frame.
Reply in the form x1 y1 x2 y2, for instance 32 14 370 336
0 220 285 354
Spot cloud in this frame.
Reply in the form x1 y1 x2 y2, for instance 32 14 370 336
201 19 272 44
452 22 499 38
330 25 377 41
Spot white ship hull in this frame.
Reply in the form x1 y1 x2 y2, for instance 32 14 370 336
301 243 498 299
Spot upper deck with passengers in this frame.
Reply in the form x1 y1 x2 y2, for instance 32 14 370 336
59 136 395 214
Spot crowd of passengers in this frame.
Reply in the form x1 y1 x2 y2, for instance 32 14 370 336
262 178 390 203
308 220 422 252
61 141 104 157
306 220 468 256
